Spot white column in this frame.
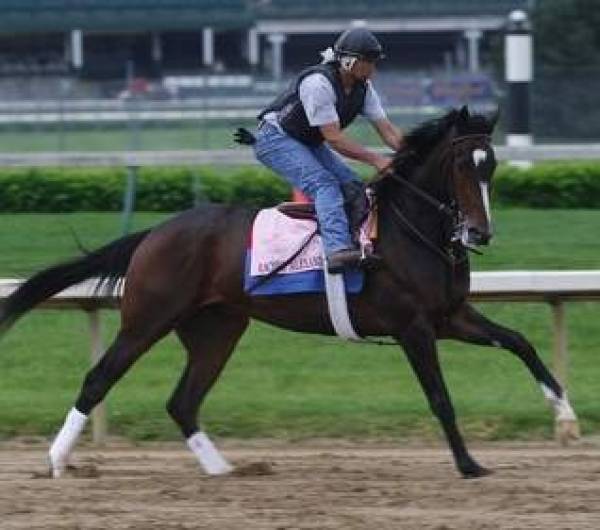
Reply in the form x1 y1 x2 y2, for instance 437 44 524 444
202 27 214 67
505 9 533 167
267 33 287 81
464 29 482 73
71 29 83 70
248 28 259 68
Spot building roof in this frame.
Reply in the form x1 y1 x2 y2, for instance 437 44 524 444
0 1 252 32
256 0 530 18
0 0 530 33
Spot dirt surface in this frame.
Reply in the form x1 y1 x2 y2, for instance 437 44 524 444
2 438 600 529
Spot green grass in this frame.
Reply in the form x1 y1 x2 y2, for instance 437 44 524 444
1 209 600 441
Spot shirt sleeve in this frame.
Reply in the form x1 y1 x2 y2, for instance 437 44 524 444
298 73 339 127
361 81 387 122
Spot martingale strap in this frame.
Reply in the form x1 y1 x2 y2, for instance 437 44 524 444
323 257 361 341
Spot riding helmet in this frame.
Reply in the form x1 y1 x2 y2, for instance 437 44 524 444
334 27 385 62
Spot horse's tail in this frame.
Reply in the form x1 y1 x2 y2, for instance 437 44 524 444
0 229 150 335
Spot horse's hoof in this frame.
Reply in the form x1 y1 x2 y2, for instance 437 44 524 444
206 463 234 476
48 453 66 479
49 463 64 478
460 464 492 479
556 419 580 446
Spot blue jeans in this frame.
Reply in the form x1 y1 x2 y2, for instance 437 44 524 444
253 122 361 256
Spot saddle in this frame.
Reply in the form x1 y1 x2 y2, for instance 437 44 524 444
277 202 316 220
277 181 371 237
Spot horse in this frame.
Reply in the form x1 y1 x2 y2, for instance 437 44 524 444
0 106 578 479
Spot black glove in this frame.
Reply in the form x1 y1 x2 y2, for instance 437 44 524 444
233 127 256 145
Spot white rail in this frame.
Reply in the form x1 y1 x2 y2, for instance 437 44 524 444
2 271 599 443
0 144 599 168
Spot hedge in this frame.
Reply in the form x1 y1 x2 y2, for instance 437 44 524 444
0 166 290 212
493 162 600 208
0 162 599 212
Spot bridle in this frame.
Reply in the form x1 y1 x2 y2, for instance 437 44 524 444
374 132 493 266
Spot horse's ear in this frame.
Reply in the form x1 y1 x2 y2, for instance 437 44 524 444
458 105 469 122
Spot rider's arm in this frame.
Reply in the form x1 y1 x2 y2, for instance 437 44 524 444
320 122 391 172
362 82 404 152
372 118 404 151
299 74 392 172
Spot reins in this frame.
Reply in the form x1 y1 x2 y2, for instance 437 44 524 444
385 198 462 267
385 171 455 217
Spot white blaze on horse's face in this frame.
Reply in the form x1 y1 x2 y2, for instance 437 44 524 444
472 149 487 168
479 182 491 225
472 149 492 225
455 145 494 248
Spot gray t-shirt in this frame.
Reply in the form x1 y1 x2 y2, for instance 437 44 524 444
299 72 386 126
263 72 386 131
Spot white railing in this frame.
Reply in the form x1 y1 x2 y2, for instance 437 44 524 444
2 271 599 443
0 144 599 168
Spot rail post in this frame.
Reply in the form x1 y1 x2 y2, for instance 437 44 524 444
550 299 580 444
88 309 107 445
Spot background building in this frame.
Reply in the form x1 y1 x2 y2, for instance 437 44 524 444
2 1 598 143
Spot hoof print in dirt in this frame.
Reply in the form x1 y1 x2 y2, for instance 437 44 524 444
233 461 275 476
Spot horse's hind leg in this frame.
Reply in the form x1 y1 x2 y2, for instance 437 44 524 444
48 262 188 477
443 303 579 443
48 322 171 477
167 305 249 475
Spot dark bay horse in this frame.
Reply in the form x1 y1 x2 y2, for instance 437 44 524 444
0 106 578 479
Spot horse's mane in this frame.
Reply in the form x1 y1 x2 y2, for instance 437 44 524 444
390 107 494 179
391 109 458 177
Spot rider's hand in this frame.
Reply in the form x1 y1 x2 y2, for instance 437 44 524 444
373 155 394 174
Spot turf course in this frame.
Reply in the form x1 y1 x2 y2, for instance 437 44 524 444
1 209 599 441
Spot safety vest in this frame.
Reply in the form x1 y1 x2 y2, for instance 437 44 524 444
258 62 367 146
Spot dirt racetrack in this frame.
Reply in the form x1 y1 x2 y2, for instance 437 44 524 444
1 439 600 529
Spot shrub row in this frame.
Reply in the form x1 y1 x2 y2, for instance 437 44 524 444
0 166 290 212
493 162 600 208
0 162 599 212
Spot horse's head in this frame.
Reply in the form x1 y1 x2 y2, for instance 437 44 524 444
444 106 498 248
377 106 499 255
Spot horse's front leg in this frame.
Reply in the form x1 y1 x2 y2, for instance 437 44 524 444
396 320 491 478
442 303 579 443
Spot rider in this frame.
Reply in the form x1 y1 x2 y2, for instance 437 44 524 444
252 26 404 273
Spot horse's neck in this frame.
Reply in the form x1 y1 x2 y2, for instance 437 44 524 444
396 148 448 226
412 145 448 200
379 145 452 254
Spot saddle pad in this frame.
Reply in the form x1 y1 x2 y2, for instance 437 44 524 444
244 207 363 296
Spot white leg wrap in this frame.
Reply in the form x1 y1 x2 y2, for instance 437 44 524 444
542 384 581 444
187 431 233 475
49 407 88 478
541 384 577 421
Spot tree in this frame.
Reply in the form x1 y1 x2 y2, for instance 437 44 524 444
533 0 600 70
